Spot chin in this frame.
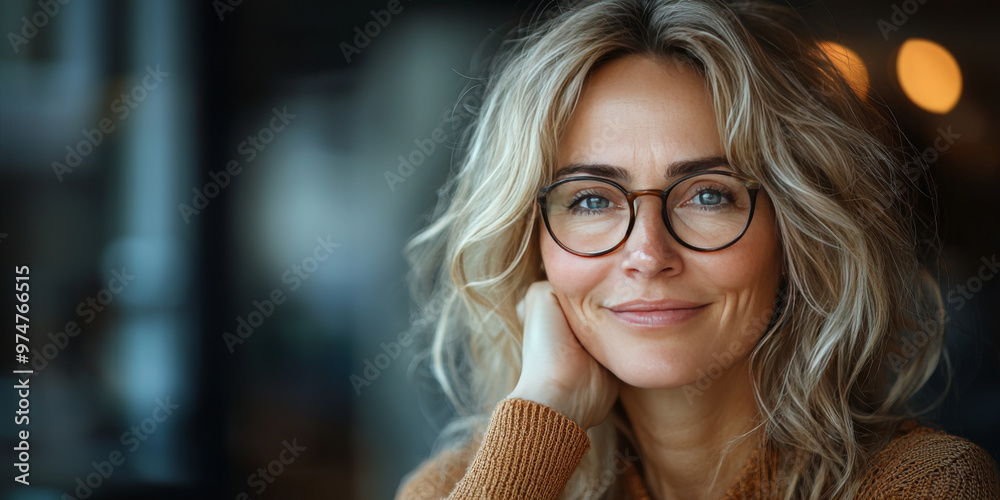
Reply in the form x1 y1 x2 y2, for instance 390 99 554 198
597 340 714 389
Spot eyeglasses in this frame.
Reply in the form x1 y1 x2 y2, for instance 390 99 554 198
537 170 762 256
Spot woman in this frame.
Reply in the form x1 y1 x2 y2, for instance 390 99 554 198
396 0 999 498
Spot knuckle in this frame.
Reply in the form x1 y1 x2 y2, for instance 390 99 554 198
526 280 550 299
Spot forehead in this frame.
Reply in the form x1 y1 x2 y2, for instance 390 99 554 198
556 54 723 180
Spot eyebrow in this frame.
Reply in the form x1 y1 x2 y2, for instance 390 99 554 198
554 156 731 182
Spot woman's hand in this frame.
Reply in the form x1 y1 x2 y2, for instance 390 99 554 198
508 281 620 430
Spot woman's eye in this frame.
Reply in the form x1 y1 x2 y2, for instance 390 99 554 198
694 190 724 206
677 186 737 212
578 196 610 210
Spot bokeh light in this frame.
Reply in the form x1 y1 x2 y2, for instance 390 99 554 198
896 38 963 114
818 41 869 96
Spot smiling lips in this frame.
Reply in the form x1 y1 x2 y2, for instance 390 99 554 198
607 299 708 328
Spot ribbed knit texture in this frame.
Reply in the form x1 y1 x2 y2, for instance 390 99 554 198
448 398 591 498
396 399 1000 499
855 421 1000 499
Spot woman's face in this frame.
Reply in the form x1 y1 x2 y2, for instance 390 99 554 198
540 55 783 389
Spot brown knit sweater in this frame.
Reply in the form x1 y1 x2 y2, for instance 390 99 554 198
396 398 1000 499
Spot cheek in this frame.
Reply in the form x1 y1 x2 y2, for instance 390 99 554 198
539 230 610 330
674 199 782 358
540 231 596 299
702 199 783 340
706 198 782 289
702 244 780 291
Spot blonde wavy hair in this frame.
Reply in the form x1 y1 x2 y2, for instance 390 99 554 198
404 1 946 498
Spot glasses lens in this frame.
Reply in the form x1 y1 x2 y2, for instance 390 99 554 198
544 179 629 254
665 173 753 249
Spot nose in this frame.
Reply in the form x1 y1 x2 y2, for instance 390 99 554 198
619 193 683 277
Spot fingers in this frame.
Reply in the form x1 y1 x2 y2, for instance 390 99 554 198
520 281 583 366
513 281 621 429
518 281 552 323
521 281 566 343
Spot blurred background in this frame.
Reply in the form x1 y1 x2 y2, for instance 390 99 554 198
0 0 997 498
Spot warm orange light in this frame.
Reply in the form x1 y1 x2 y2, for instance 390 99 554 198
818 41 869 96
896 38 962 114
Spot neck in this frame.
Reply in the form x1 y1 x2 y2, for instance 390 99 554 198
619 358 761 500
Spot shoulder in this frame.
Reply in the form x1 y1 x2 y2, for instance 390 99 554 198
395 413 490 500
396 440 481 500
858 421 1000 499
395 398 591 500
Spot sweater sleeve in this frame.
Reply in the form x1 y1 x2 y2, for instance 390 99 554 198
395 397 592 500
857 424 1000 499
